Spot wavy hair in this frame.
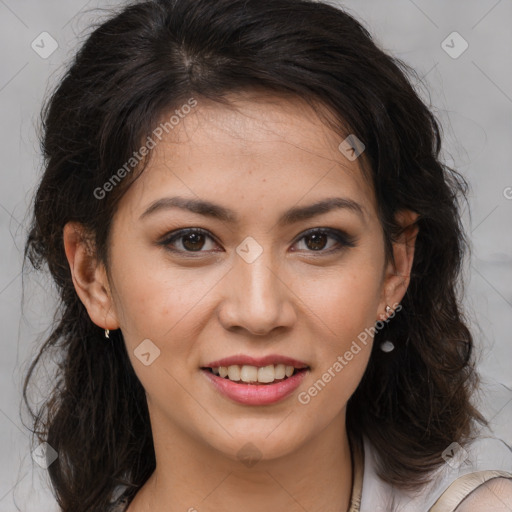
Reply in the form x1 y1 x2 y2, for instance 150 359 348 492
22 0 486 510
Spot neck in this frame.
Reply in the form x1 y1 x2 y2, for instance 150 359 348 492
127 409 353 512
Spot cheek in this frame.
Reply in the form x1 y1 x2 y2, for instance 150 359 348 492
109 251 208 410
295 260 383 350
293 251 382 409
297 268 377 415
108 244 183 342
110 245 222 361
302 345 372 425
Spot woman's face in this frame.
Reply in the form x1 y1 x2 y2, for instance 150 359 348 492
74 92 416 462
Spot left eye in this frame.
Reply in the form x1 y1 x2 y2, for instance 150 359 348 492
160 228 355 255
292 228 353 253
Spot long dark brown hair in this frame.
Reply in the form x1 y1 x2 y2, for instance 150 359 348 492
22 0 486 510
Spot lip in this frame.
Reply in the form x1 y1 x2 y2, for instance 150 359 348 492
201 367 309 405
203 354 309 369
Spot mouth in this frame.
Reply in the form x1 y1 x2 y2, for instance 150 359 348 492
201 364 309 385
200 357 310 406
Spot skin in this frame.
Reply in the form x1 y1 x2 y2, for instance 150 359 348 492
63 91 419 512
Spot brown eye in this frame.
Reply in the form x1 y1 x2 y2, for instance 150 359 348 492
159 227 356 257
181 232 207 251
303 232 329 251
292 228 356 254
160 228 218 253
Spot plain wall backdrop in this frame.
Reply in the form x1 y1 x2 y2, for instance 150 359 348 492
0 0 511 510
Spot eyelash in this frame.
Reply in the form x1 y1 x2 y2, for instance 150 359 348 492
158 227 357 256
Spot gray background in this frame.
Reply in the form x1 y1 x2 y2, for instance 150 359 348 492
0 0 511 509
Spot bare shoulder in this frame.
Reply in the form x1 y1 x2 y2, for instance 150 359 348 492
454 477 512 511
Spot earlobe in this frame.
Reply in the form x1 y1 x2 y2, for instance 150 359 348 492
379 209 419 315
62 222 119 331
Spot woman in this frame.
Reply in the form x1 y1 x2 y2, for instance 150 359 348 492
23 0 512 510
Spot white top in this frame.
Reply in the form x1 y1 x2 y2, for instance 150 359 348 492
355 427 512 511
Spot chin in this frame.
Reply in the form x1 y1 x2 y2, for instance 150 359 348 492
202 423 310 464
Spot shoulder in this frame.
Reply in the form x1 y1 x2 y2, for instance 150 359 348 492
454 477 512 511
358 431 512 511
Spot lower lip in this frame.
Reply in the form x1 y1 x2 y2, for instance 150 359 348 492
201 368 308 405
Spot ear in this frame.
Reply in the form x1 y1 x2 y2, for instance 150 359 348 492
377 209 419 320
62 222 119 331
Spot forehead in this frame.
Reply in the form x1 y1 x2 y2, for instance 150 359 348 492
117 91 377 223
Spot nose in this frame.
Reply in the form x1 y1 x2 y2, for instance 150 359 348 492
217 248 297 337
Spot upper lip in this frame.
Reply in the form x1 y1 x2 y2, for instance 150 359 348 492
203 355 309 369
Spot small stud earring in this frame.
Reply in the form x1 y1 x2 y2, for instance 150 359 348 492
385 305 393 316
105 329 110 339
380 340 395 352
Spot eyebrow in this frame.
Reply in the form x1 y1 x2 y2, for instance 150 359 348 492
139 196 366 225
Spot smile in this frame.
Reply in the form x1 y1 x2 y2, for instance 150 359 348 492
200 357 310 405
206 363 302 384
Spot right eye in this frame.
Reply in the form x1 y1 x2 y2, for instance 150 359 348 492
159 228 221 254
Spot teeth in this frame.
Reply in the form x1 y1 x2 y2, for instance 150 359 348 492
227 365 241 381
212 364 299 384
240 365 258 383
275 364 286 379
258 365 275 383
